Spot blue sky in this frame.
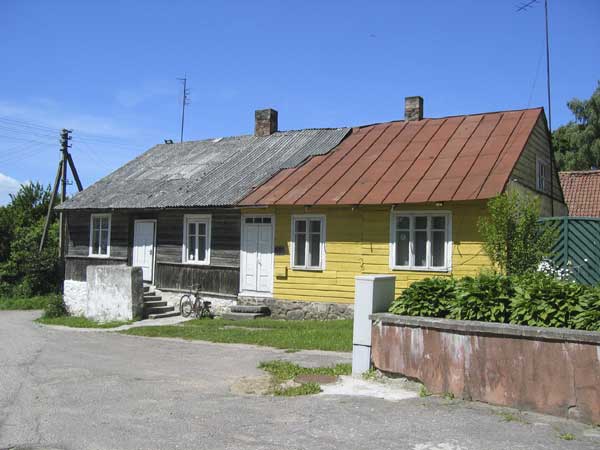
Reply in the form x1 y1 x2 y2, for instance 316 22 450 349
0 0 598 204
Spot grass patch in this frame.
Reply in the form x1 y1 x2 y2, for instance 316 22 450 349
259 360 350 397
274 382 321 396
558 432 575 441
258 360 351 383
497 411 528 424
0 295 57 310
419 385 431 398
122 318 353 352
36 316 132 329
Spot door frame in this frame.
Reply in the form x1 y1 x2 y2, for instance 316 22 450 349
239 213 275 297
133 219 157 284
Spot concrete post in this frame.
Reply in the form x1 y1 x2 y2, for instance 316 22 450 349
352 275 396 376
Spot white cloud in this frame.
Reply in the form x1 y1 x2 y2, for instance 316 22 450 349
0 172 22 205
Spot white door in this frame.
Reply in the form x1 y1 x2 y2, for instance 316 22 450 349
133 221 155 282
242 216 273 293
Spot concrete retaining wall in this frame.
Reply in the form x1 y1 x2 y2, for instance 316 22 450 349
371 314 600 424
63 265 143 322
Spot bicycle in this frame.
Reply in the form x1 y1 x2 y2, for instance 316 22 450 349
179 285 214 319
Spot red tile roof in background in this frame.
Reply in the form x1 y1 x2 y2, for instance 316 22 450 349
559 170 600 217
240 108 544 206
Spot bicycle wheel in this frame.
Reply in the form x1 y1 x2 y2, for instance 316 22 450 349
180 294 194 317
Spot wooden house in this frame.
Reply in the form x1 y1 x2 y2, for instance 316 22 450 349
59 98 567 319
57 110 349 316
238 98 567 318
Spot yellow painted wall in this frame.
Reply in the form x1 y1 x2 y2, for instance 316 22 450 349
241 201 491 304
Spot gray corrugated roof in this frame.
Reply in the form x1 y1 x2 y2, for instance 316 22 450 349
58 128 350 210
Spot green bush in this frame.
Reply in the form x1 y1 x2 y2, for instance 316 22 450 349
387 271 600 331
449 272 514 323
571 287 600 331
509 272 586 328
388 277 456 318
43 294 68 318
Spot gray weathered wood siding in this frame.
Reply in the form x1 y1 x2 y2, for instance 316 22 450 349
64 209 241 295
510 116 565 212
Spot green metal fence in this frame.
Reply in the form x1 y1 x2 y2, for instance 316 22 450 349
539 217 600 286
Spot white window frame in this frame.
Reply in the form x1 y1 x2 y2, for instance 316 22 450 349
290 214 326 271
88 213 111 258
182 214 211 265
389 210 452 272
536 156 550 192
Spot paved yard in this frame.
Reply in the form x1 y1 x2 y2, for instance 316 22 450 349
1 311 598 450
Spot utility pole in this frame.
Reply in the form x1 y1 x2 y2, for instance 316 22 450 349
40 128 83 253
177 75 190 143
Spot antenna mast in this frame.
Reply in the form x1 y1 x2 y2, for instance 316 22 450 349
517 0 554 215
177 75 190 143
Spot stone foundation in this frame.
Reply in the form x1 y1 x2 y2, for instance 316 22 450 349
237 296 353 320
159 289 236 316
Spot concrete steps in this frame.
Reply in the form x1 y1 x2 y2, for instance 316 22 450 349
142 285 177 319
222 305 270 321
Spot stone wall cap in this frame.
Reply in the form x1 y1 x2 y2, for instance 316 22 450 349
370 313 600 345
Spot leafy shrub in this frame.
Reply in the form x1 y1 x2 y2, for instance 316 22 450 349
478 191 556 276
509 272 586 328
387 271 600 331
571 287 600 331
449 272 514 323
389 277 456 318
42 294 68 318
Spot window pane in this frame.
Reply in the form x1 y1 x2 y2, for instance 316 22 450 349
309 233 320 267
295 220 306 233
188 234 196 260
397 216 409 229
188 222 196 239
432 216 445 229
92 229 100 255
432 231 446 267
198 236 206 262
415 216 427 229
295 233 306 266
263 217 271 223
309 220 321 233
414 231 427 266
395 230 409 266
100 217 109 230
100 230 109 255
245 218 252 223
197 222 206 236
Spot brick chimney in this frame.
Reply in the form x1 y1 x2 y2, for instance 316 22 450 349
255 108 278 136
405 96 424 121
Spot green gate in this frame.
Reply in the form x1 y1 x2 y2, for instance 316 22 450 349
539 217 600 286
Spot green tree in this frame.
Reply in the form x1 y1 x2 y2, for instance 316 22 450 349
478 191 556 276
552 81 600 171
0 183 60 297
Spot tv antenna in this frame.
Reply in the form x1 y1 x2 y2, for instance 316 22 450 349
177 75 190 143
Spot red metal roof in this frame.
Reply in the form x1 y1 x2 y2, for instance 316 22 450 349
559 170 600 217
240 108 544 206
